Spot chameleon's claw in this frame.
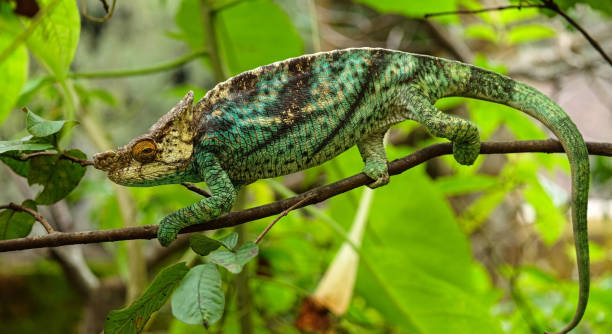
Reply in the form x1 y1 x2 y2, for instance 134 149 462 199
363 161 390 189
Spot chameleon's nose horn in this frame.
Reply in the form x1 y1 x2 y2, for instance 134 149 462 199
93 151 118 171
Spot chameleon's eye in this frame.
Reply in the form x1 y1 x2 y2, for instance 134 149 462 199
132 139 157 163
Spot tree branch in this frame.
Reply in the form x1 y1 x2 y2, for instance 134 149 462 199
1 139 611 252
20 151 94 167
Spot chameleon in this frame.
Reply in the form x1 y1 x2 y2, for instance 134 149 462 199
93 48 589 333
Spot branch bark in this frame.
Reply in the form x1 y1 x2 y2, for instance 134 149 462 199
1 139 611 252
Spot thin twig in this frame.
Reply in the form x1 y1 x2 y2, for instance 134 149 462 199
424 0 612 67
254 195 314 244
20 151 94 167
424 4 545 18
0 139 611 252
0 202 55 233
181 182 211 197
541 0 612 67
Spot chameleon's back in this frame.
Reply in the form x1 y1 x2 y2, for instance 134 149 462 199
196 48 423 182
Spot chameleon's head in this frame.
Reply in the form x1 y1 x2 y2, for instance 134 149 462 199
93 91 199 186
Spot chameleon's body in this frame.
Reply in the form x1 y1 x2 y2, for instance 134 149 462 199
93 48 589 333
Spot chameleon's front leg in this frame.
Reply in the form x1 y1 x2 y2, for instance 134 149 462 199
157 155 236 247
358 130 390 188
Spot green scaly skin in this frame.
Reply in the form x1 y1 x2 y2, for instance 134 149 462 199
93 48 589 333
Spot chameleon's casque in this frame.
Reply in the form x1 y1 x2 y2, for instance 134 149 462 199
94 48 590 334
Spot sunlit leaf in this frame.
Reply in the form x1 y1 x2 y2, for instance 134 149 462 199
0 10 28 123
171 264 224 326
25 0 80 79
523 181 566 246
464 24 499 43
27 149 87 204
506 25 556 44
0 200 37 240
105 262 189 334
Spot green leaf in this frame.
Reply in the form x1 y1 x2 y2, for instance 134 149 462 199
0 136 54 154
26 109 67 137
25 0 80 79
354 0 456 18
171 264 225 326
354 161 503 333
216 0 303 75
464 24 499 43
435 174 499 196
217 232 238 250
209 242 259 274
506 25 556 44
17 76 54 106
523 181 566 246
105 262 189 334
0 200 37 240
0 151 30 177
174 0 205 51
189 234 222 256
27 149 87 205
0 12 28 123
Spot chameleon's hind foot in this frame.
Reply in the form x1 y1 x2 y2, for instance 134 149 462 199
363 160 390 189
157 217 181 247
453 141 480 166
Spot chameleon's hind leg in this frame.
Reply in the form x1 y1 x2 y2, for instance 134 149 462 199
403 93 480 165
358 130 389 188
157 154 236 246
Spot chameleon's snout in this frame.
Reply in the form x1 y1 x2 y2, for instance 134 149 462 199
93 150 119 172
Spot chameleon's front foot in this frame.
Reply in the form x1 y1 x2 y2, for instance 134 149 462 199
157 215 182 247
363 160 390 189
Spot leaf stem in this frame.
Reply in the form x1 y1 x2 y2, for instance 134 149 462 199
19 151 94 167
0 202 55 233
70 49 208 79
254 194 314 244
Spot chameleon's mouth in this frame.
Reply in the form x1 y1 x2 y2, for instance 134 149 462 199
93 150 120 172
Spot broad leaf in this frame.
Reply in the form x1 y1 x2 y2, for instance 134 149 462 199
0 10 28 123
0 152 30 177
216 0 303 75
352 160 503 333
173 0 205 51
27 149 87 204
171 264 224 326
217 232 238 250
189 234 222 256
26 109 67 137
0 200 37 240
209 242 259 274
105 262 189 334
0 137 53 154
25 0 80 79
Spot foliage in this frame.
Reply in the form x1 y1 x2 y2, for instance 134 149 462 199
0 0 611 333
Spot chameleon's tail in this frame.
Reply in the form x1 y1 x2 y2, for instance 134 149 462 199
457 65 590 334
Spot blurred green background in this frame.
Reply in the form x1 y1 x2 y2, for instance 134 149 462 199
1 0 612 333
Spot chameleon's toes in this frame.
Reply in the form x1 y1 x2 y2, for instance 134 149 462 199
363 161 390 189
157 220 180 247
453 142 480 166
